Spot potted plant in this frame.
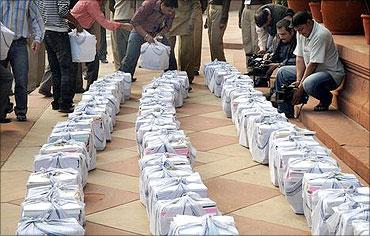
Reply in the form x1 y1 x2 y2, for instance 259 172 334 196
361 0 370 44
287 0 310 12
309 0 323 23
321 0 364 34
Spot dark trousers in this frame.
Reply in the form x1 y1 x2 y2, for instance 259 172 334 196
0 64 13 119
98 26 107 61
1 38 29 116
44 30 75 109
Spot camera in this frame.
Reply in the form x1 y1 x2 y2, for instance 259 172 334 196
276 83 309 105
247 54 271 87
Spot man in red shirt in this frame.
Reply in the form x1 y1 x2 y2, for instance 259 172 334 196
119 0 178 80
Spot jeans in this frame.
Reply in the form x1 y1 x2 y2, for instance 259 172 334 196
120 30 177 77
98 26 107 61
112 23 130 70
0 64 13 119
1 38 29 116
84 26 101 87
44 31 75 109
276 66 339 116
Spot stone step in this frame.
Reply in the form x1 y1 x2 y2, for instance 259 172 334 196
298 98 370 183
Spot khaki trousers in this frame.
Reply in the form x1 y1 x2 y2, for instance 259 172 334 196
193 6 203 71
169 33 195 82
207 4 226 61
27 40 45 92
241 5 262 58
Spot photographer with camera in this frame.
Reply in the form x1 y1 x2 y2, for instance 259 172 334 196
275 11 345 118
249 18 296 87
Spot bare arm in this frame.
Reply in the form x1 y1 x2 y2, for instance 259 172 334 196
135 25 155 43
295 56 305 84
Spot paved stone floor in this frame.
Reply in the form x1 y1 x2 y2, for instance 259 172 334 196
0 10 367 235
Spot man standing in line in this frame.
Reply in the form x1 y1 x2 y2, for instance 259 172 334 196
0 0 45 121
193 0 207 76
239 0 271 71
35 0 83 113
168 0 201 84
206 0 231 61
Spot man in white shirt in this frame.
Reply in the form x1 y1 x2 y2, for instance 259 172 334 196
275 11 345 117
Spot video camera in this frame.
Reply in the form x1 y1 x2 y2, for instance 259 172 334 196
276 83 309 105
247 54 271 77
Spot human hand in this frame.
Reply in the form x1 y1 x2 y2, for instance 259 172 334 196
76 25 83 33
144 34 155 44
291 81 300 87
31 41 40 53
121 23 133 32
292 86 304 105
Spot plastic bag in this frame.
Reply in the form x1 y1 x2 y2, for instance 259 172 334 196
69 29 96 63
139 40 171 70
0 22 14 60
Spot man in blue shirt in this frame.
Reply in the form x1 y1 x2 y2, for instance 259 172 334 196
0 0 45 121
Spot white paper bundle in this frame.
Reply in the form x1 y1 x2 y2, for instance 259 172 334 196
222 86 261 118
326 202 369 235
33 152 88 187
284 155 340 214
140 162 194 206
247 113 289 164
136 114 178 136
27 168 82 189
136 122 179 147
352 220 370 236
147 175 208 216
105 71 132 100
231 95 270 124
302 172 362 227
76 100 115 128
99 74 125 102
67 113 107 150
87 81 120 101
161 70 190 99
168 215 239 235
81 92 120 116
140 130 187 156
311 187 370 235
16 217 85 235
203 60 230 86
153 77 185 108
150 192 219 235
268 127 316 186
40 139 95 171
139 153 190 172
26 184 84 203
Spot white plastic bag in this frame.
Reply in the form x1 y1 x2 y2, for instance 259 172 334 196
69 29 96 63
0 22 14 60
139 40 170 70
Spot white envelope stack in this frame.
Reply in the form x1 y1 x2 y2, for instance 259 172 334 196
204 60 368 234
168 215 239 235
352 220 370 236
16 72 131 234
137 71 239 235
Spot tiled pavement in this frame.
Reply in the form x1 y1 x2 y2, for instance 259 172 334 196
1 10 367 235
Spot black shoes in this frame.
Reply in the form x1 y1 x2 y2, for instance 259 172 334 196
16 114 27 122
6 102 13 114
39 90 53 97
100 59 109 64
58 105 74 114
194 70 200 76
75 88 85 94
0 118 11 123
131 77 137 82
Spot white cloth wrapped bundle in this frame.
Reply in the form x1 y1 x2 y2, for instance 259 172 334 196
168 215 239 235
139 153 190 172
203 60 230 86
102 71 132 100
16 217 85 235
136 114 178 136
302 172 362 227
71 105 112 141
161 70 189 99
142 135 196 163
88 81 121 101
147 175 208 216
211 69 240 97
21 196 86 225
99 74 125 102
237 106 279 148
283 156 340 214
27 168 82 189
153 77 186 107
268 127 316 186
139 40 171 70
81 92 120 116
222 86 261 118
67 113 107 150
352 220 370 236
140 162 194 206
231 95 270 124
76 100 115 128
326 202 369 235
247 113 289 164
136 122 179 148
33 152 89 187
40 139 95 171
140 130 187 155
311 187 369 235
26 184 84 203
150 192 219 235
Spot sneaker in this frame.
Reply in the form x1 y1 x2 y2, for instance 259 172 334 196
0 118 11 123
16 114 27 122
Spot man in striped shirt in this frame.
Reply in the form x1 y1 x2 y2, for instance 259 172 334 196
0 0 45 122
35 0 82 113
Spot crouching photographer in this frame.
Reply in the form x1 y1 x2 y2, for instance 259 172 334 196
248 18 296 87
275 11 345 118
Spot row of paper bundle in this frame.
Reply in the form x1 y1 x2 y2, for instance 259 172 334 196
135 70 239 235
204 60 369 236
15 72 133 235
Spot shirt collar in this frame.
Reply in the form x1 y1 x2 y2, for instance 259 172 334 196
307 20 318 40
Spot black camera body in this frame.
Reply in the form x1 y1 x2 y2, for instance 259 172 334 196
247 55 271 77
276 83 309 105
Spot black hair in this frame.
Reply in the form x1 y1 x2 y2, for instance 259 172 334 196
254 8 270 27
276 18 293 32
161 0 178 8
291 11 313 28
